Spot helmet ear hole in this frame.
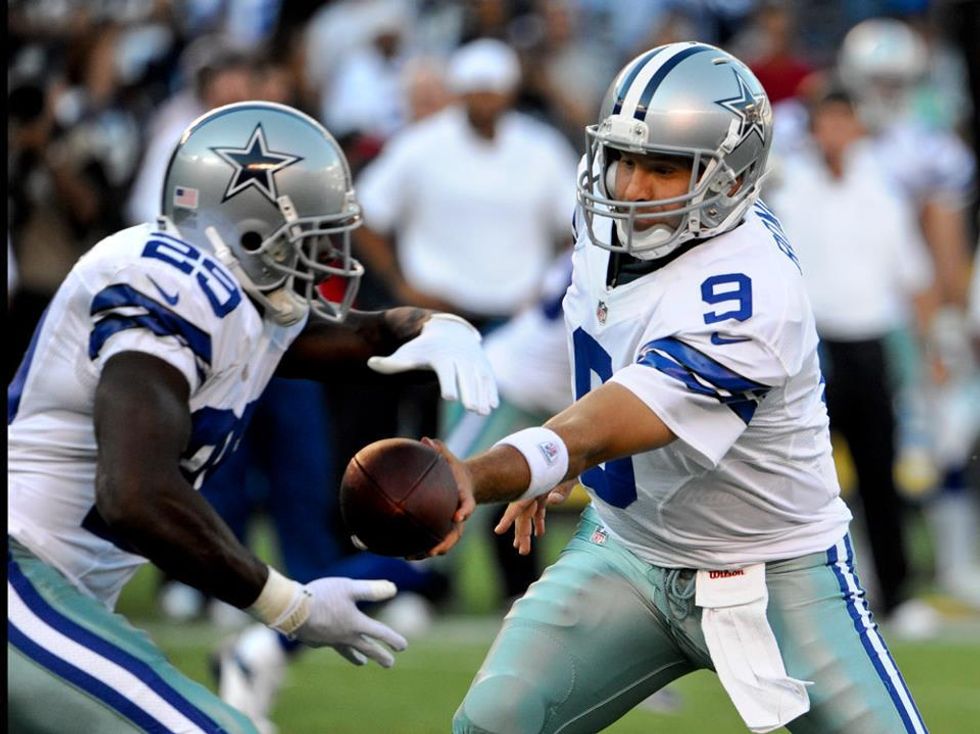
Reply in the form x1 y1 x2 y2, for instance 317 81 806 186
604 160 619 196
240 231 263 252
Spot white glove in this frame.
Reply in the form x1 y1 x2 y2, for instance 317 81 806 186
293 578 408 668
367 313 500 415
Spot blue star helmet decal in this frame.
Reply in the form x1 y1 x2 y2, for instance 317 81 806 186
715 69 767 144
211 124 303 204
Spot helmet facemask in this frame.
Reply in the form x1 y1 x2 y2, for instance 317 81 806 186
579 116 760 261
207 193 364 325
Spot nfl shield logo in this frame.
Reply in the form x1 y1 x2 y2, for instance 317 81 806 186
590 527 607 545
596 300 608 324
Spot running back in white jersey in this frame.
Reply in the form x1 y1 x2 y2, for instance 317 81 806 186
8 223 306 607
565 201 851 568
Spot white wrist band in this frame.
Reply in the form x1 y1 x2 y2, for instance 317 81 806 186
493 427 569 501
247 566 312 637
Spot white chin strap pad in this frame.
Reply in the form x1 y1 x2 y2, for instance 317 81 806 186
615 219 679 261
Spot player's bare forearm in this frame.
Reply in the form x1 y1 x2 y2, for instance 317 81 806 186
467 382 676 504
94 352 268 608
277 306 430 377
921 199 971 307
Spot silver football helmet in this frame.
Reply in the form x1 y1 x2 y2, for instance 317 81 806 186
162 101 364 325
838 18 928 130
577 42 773 260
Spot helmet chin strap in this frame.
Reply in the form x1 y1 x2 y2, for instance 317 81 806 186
204 226 309 327
615 220 679 260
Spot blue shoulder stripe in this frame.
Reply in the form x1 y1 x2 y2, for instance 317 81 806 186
638 337 769 424
89 284 211 380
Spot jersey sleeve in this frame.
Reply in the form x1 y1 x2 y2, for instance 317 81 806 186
84 259 227 394
609 280 804 467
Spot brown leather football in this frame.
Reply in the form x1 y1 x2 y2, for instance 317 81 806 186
340 438 458 557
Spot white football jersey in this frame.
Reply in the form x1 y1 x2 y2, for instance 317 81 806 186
8 223 306 607
565 202 851 568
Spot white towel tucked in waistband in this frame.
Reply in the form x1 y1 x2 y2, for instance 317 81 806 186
696 563 812 733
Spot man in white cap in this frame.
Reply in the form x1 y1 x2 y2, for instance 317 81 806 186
354 37 579 325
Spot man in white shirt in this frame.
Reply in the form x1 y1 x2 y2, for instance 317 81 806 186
354 38 579 323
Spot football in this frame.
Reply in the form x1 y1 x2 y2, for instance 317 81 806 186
340 438 459 557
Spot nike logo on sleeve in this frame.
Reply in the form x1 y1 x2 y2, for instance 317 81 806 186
710 332 751 345
146 275 180 306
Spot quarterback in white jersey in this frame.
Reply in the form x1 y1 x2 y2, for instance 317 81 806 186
566 199 850 569
421 43 929 734
8 102 498 734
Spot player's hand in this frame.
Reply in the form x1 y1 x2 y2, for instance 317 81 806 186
495 480 577 556
417 437 475 558
368 313 499 415
293 578 408 668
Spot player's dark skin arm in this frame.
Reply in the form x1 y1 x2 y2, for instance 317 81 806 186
94 351 268 608
276 305 431 378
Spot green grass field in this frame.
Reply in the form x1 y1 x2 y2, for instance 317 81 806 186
117 511 980 733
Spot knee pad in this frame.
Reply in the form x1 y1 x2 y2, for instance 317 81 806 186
453 673 550 734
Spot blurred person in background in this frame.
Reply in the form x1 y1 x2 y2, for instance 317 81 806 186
354 37 578 326
838 16 974 308
125 36 255 228
354 37 579 604
514 0 619 148
838 16 980 611
304 0 415 120
320 0 413 142
768 88 943 638
8 19 143 383
735 0 814 106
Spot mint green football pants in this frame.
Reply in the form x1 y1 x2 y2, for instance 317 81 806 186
453 507 928 734
8 538 258 734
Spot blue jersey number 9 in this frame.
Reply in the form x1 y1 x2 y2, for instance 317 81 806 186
701 273 753 324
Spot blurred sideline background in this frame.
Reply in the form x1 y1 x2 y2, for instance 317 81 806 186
8 0 980 731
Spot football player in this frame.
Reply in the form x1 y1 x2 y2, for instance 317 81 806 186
7 101 498 734
424 43 928 733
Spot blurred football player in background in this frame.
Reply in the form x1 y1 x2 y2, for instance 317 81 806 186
768 88 943 637
7 101 498 734
838 17 980 612
424 42 928 734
